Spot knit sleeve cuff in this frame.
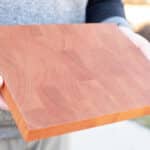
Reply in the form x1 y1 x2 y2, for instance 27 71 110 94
102 16 131 28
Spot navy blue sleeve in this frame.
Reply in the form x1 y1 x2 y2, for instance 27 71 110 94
86 0 126 23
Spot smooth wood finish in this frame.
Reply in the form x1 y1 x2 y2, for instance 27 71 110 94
0 24 150 141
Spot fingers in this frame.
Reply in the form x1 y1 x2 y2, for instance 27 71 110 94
119 26 150 61
0 76 9 110
0 95 9 110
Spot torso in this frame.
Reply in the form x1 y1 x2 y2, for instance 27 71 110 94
0 0 88 24
0 0 88 136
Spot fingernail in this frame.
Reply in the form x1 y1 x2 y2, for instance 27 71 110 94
0 76 4 88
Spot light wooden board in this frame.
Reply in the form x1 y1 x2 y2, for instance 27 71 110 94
0 24 150 141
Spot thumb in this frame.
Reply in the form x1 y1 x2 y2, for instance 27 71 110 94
119 26 150 61
0 76 4 89
0 76 9 110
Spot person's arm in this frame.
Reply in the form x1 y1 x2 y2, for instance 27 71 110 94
86 0 150 78
86 0 129 27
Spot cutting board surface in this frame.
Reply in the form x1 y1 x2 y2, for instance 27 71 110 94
0 24 150 141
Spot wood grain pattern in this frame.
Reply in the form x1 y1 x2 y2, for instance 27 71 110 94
0 24 150 141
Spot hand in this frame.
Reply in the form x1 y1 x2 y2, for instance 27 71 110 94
0 76 9 110
119 26 150 61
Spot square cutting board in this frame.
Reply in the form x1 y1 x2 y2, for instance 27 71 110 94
0 24 150 141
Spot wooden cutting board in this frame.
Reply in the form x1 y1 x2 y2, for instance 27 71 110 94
0 24 150 141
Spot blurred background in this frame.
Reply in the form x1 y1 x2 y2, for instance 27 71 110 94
70 1 150 149
124 0 150 40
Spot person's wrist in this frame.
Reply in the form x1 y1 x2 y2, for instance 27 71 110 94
102 16 131 29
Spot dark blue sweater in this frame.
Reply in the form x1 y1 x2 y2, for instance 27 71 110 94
86 0 126 22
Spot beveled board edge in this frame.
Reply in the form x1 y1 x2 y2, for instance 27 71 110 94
1 83 150 141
